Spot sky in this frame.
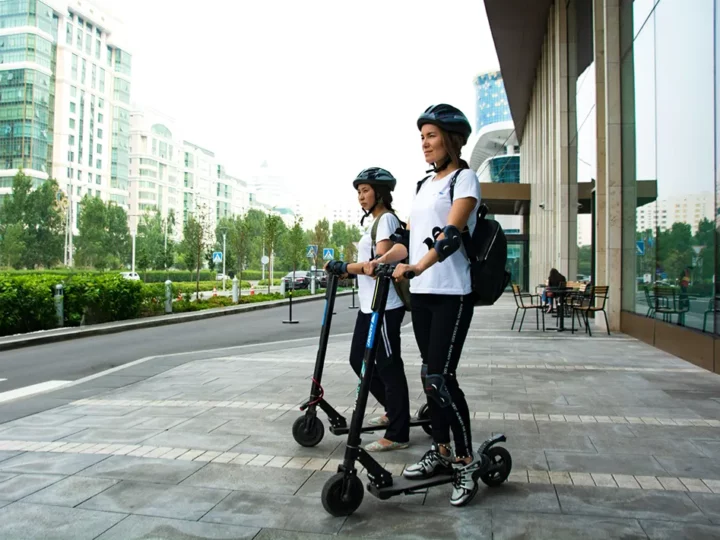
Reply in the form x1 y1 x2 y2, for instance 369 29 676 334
93 0 500 221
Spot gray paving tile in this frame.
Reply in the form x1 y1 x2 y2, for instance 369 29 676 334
589 436 708 457
141 431 247 452
545 451 668 476
535 422 637 438
655 456 720 479
497 434 597 453
79 480 230 520
492 510 648 540
0 451 108 475
23 476 119 507
0 425 87 441
626 424 720 440
687 492 720 525
53 404 142 416
0 471 17 484
0 473 64 501
254 530 356 540
555 485 708 523
296 470 425 505
130 416 187 430
0 413 82 428
95 515 260 540
230 434 343 458
80 455 204 484
640 519 720 539
170 416 231 433
181 462 312 494
339 504 493 538
126 406 212 417
63 416 147 429
59 428 163 444
0 502 125 540
694 440 720 459
0 451 21 463
201 491 345 535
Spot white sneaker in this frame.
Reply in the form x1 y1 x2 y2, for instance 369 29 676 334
450 453 488 507
403 444 453 479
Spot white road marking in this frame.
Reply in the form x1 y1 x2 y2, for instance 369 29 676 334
0 379 6 383
0 381 71 404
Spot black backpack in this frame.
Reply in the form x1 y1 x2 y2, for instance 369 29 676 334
417 171 511 306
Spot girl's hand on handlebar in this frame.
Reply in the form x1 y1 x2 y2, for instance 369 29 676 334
393 263 419 282
362 260 378 277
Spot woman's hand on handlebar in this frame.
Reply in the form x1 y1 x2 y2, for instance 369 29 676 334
362 260 378 278
392 263 420 282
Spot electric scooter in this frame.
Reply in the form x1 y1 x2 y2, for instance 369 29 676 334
320 264 512 516
292 271 432 447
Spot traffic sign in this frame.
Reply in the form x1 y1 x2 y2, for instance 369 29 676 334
323 248 334 261
212 251 223 263
261 255 269 265
636 241 645 256
306 245 318 259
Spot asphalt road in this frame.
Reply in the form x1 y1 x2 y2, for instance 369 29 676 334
0 295 362 393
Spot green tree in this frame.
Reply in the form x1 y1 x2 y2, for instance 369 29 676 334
312 218 331 266
0 222 26 268
179 204 213 298
693 218 716 283
285 217 306 273
331 220 349 253
577 244 592 277
74 196 129 269
244 209 266 271
228 214 250 294
0 171 65 268
135 210 175 274
264 214 284 290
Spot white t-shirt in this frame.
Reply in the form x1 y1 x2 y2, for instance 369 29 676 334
357 212 405 314
409 168 481 295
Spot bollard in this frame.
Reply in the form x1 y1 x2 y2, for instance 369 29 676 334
232 276 239 303
280 278 286 297
164 280 172 314
310 275 316 295
54 284 64 327
349 277 359 309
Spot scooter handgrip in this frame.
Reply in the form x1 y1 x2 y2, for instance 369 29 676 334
404 271 415 279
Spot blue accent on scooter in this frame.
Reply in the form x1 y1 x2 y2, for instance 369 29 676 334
366 312 378 349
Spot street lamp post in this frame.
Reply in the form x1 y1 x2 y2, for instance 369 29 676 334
220 227 228 291
131 231 136 273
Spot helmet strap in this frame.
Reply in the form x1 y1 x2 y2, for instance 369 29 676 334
361 202 377 226
426 156 452 174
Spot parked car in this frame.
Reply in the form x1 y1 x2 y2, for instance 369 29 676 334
281 271 313 289
216 273 228 281
120 272 140 281
311 269 328 288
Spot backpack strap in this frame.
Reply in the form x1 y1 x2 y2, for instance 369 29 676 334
416 175 432 194
369 210 388 260
416 170 463 200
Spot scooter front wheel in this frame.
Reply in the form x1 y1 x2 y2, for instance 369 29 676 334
417 403 432 436
479 446 512 487
292 415 325 447
321 472 364 516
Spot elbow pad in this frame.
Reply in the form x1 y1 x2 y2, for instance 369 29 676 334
389 227 410 249
433 225 462 261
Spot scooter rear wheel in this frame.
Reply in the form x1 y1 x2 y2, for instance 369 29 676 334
417 403 432 436
292 415 325 447
321 472 364 516
480 446 512 487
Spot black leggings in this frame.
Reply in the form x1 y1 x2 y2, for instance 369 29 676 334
411 293 475 457
348 307 410 443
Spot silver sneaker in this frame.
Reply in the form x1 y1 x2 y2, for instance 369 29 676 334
450 453 489 507
403 444 453 479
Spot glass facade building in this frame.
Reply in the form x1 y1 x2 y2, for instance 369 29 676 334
474 71 512 132
0 1 57 180
620 0 718 337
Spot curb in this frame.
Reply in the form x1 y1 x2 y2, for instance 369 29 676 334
0 290 354 352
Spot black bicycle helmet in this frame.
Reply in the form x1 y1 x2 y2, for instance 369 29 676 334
417 104 472 143
352 167 397 191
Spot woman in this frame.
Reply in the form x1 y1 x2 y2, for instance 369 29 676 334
326 167 411 452
542 268 566 312
373 104 483 507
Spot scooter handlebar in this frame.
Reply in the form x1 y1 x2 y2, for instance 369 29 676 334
372 263 415 280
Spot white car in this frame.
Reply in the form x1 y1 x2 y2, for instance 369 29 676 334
121 272 140 281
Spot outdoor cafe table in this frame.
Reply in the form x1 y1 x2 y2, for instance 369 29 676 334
545 286 578 333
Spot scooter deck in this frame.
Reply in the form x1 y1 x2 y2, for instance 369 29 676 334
367 472 453 500
329 416 430 436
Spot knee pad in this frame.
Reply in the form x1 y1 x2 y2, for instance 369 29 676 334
433 225 462 261
424 373 452 408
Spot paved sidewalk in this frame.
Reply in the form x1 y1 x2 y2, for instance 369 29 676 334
0 298 720 538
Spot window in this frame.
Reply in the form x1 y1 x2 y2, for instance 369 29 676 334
69 118 75 129
97 128 103 139
98 98 104 109
96 174 101 184
70 85 77 98
95 39 101 59
106 46 112 66
96 143 102 153
91 64 96 89
71 54 78 80
68 135 75 145
85 32 91 54
76 186 81 195
98 68 105 92
96 28 101 37
77 169 82 179
67 167 73 178
81 59 86 84
69 102 76 113
98 113 103 123
96 159 101 168
65 22 72 44
76 27 82 49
